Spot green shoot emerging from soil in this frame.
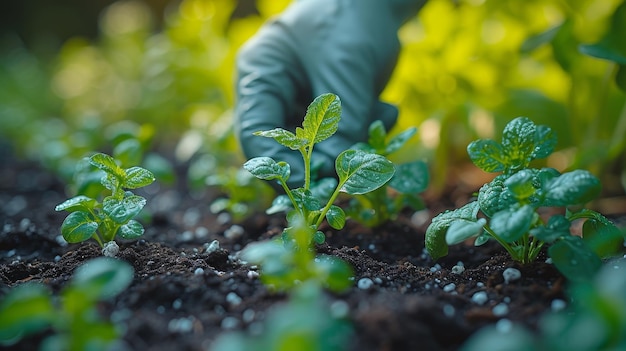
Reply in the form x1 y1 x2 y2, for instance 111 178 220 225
425 117 623 281
243 93 396 245
0 257 134 350
55 153 155 255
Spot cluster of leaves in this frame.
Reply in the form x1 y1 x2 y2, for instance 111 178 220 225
462 256 626 351
243 93 396 245
0 257 134 351
426 117 623 281
349 120 429 227
55 153 155 255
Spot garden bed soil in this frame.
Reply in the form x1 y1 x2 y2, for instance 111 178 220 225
1 149 619 351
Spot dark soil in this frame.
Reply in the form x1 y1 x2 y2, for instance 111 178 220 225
1 147 619 351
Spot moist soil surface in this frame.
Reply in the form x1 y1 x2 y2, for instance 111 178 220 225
0 149 607 351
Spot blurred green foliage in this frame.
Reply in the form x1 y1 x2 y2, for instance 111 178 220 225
0 0 624 199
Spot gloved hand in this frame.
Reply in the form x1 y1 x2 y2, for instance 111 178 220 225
235 0 426 188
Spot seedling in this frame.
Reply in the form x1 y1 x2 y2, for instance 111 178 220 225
0 257 134 350
350 120 429 227
56 152 155 255
241 216 353 293
243 93 396 245
211 281 352 351
425 117 623 281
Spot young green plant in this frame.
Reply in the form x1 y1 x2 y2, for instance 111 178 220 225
0 257 134 350
425 117 623 281
243 93 396 245
56 152 155 256
350 120 429 227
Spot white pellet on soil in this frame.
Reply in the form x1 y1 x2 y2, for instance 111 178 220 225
502 267 521 284
471 291 488 305
492 303 509 317
357 277 374 290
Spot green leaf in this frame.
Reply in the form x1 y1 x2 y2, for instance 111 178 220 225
446 218 487 245
292 188 321 211
266 195 293 215
70 257 134 300
389 160 429 193
542 170 601 206
118 220 145 239
102 195 146 224
532 125 557 159
520 24 562 53
297 93 341 145
243 157 290 182
490 205 535 242
425 201 480 260
0 283 54 345
326 205 346 230
123 166 155 189
254 128 307 150
477 175 516 217
385 126 417 155
504 169 536 200
580 211 624 258
101 173 120 192
313 231 326 244
501 117 538 171
467 139 506 173
530 215 571 243
549 235 602 282
60 211 98 243
55 195 97 212
336 150 395 195
367 120 387 152
89 153 125 179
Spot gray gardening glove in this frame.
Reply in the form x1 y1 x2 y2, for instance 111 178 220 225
235 0 427 188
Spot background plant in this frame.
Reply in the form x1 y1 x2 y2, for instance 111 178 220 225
55 152 155 254
349 120 429 227
425 117 623 281
0 257 134 351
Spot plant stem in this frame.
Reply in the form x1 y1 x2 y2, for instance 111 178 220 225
483 225 519 260
315 185 344 228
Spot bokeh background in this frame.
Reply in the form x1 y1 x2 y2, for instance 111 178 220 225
1 0 624 211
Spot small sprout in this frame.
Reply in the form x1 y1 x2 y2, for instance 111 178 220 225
502 267 521 284
0 257 134 349
55 153 155 251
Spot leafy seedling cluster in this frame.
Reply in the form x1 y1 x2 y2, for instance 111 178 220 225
0 257 134 351
425 117 623 281
56 153 155 256
350 120 429 227
243 93 396 245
